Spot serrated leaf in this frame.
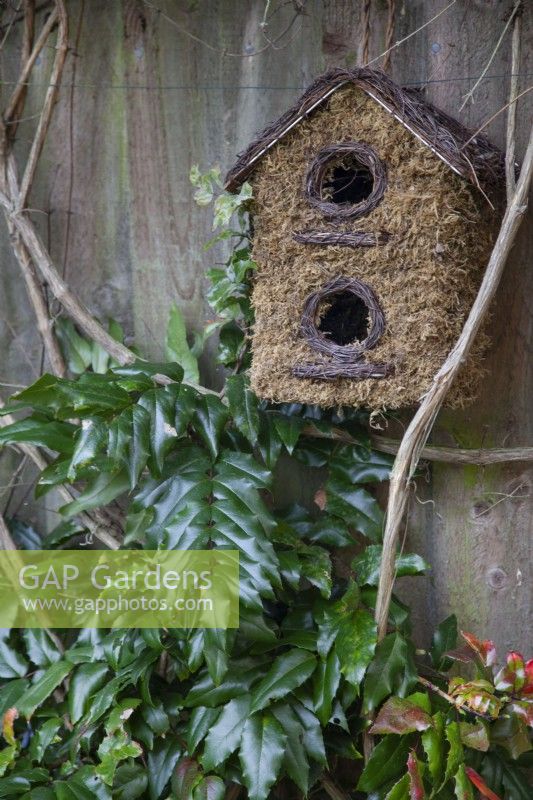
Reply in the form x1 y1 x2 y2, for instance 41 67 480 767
357 735 411 792
147 737 182 800
0 640 28 679
69 663 109 724
370 697 433 735
193 776 225 800
250 649 316 713
270 413 303 455
60 470 129 517
363 632 418 712
421 711 445 785
201 695 251 771
28 717 61 762
171 757 201 800
326 476 384 541
186 706 220 753
352 545 429 587
193 396 228 460
226 374 259 446
335 607 377 690
166 304 200 384
455 764 475 799
270 703 310 794
291 702 326 765
23 630 61 667
460 720 490 752
444 721 464 784
385 774 410 800
312 649 341 726
407 751 425 799
0 417 76 454
113 763 148 800
239 713 287 800
68 419 106 478
96 730 142 786
17 661 73 719
430 615 458 669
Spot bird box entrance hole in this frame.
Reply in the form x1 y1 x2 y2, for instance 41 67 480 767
322 158 374 205
318 291 370 345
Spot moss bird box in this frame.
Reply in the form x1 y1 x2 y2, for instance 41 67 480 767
225 68 506 410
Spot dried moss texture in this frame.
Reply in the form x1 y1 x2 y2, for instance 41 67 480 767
248 85 500 410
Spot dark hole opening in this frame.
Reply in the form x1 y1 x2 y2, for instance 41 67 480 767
318 291 370 346
322 160 374 205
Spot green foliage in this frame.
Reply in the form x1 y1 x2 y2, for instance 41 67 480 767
0 169 529 800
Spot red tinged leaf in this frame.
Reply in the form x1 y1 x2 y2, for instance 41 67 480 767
465 767 502 800
521 658 533 695
508 699 533 727
461 632 496 667
369 697 433 735
2 707 18 746
407 751 425 799
494 651 526 693
314 488 327 511
448 678 502 718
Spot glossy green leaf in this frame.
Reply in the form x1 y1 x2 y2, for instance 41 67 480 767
0 639 28 678
201 695 251 771
68 419 106 478
270 703 310 794
250 649 316 713
363 632 418 712
312 650 341 726
430 615 458 669
192 776 225 800
239 713 287 800
357 735 411 792
421 711 445 785
166 304 200 384
0 418 76 455
28 717 61 762
147 737 182 800
192 395 228 459
171 757 201 800
455 764 475 800
385 774 410 800
444 722 464 784
335 608 377 690
96 730 142 786
60 470 129 517
112 763 148 800
226 374 259 446
68 663 109 724
352 545 429 587
17 661 73 718
186 706 221 753
23 629 61 667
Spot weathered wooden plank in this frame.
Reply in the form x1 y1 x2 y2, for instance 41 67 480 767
0 0 530 653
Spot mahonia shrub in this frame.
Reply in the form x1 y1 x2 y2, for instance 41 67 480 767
0 170 529 799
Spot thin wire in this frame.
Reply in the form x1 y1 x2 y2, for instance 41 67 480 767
0 73 529 92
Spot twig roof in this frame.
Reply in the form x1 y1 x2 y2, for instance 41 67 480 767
224 67 505 203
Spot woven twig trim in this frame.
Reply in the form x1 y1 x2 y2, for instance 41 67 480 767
293 229 391 247
299 276 386 361
292 276 393 381
292 361 393 380
224 67 505 203
304 142 387 220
